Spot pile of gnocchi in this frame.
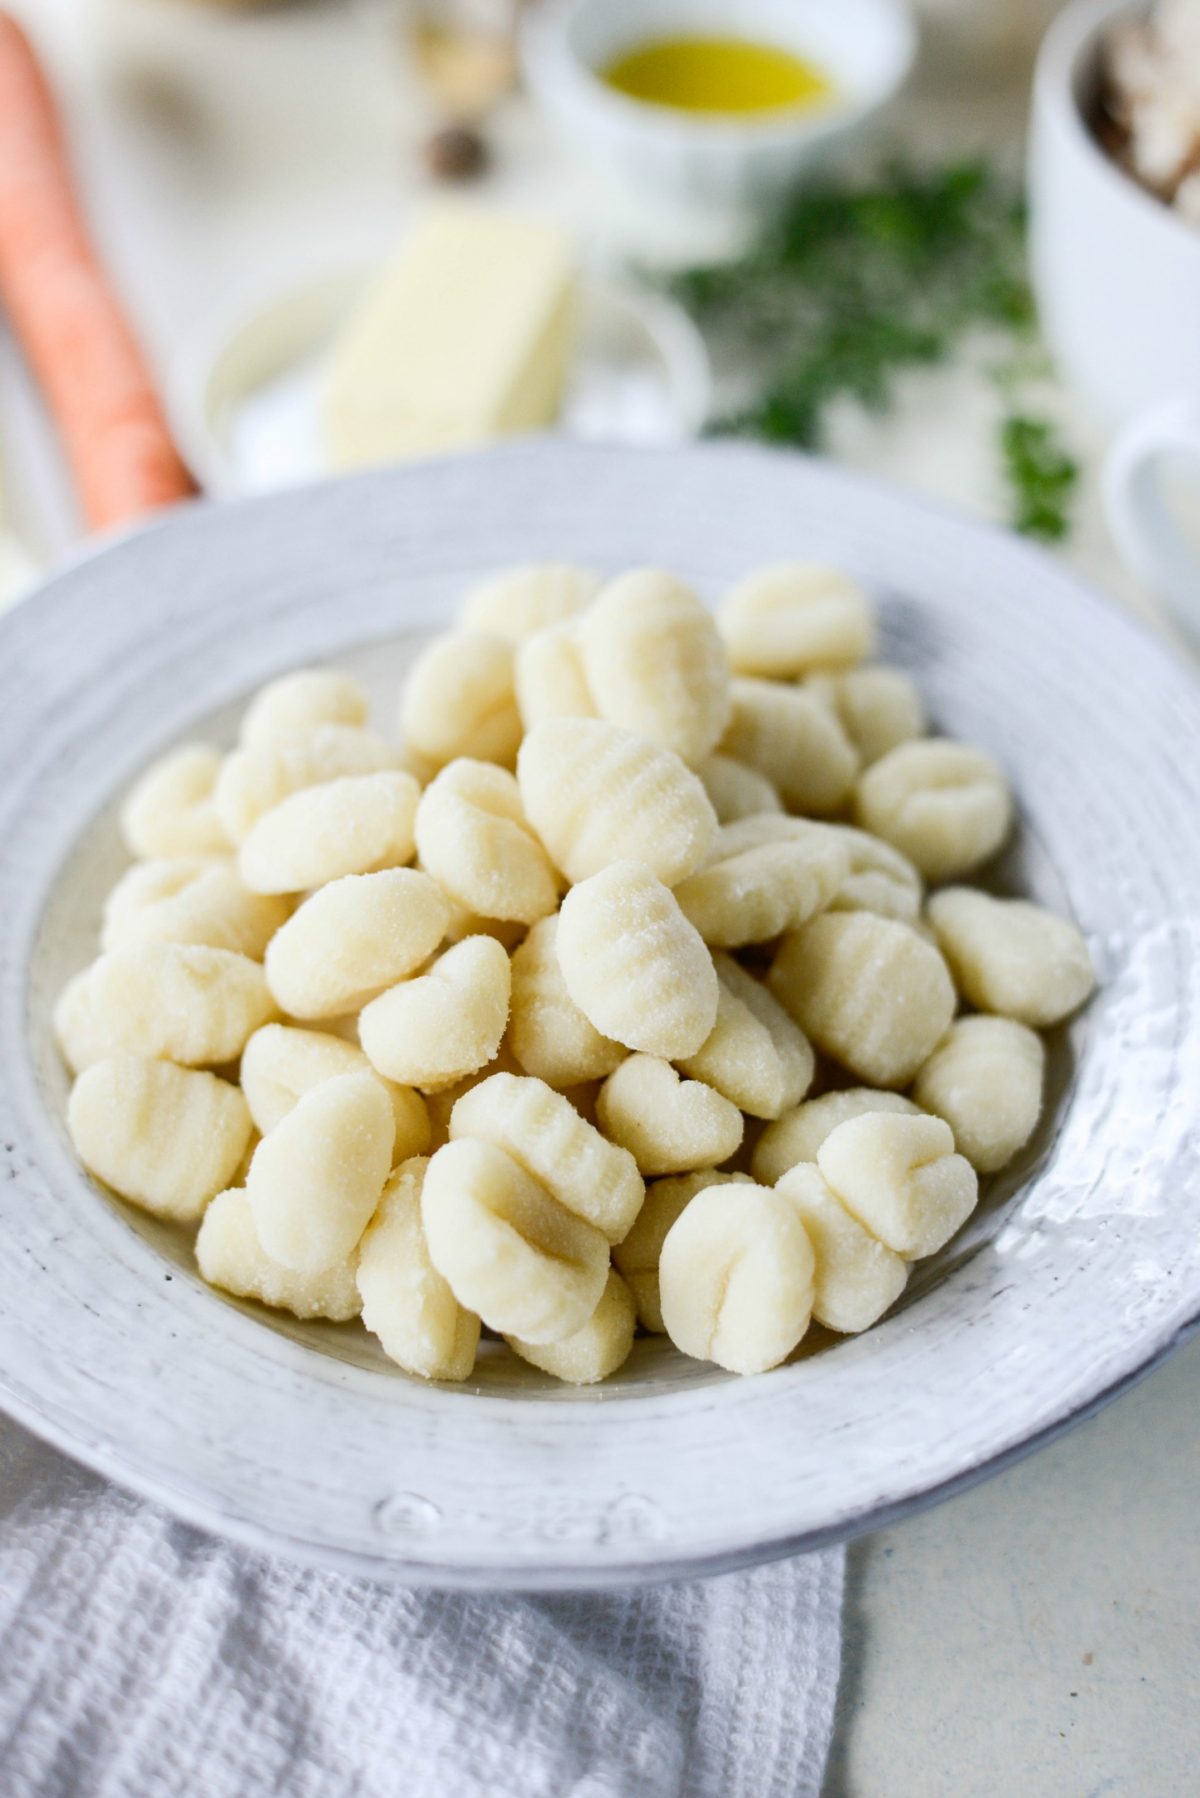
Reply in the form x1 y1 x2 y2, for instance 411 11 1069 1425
55 562 1095 1383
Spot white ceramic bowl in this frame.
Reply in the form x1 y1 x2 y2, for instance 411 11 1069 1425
2 440 1198 1588
1029 0 1200 633
521 0 917 236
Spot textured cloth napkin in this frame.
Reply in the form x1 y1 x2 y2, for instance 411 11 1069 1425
0 1418 844 1798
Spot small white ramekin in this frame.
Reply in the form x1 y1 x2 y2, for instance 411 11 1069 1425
521 0 917 236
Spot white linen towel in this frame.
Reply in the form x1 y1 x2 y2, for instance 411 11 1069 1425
0 1419 844 1798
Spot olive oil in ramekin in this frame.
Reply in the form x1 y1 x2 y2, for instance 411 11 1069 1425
601 36 834 117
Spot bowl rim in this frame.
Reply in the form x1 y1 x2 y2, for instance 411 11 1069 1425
1034 0 1200 256
520 0 918 150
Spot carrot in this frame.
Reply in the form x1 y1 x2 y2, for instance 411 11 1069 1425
0 12 197 532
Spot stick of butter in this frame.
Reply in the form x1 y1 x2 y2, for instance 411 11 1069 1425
323 206 577 468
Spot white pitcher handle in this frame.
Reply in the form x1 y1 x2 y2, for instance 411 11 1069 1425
1103 398 1200 644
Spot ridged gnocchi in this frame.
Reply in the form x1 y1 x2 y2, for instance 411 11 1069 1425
239 668 369 746
359 934 511 1090
678 954 813 1120
120 744 230 860
695 754 782 824
807 666 925 766
414 758 558 925
518 718 717 887
752 1088 920 1186
612 1171 752 1334
769 912 956 1088
596 1054 744 1176
674 826 848 947
817 1111 977 1259
578 568 731 766
856 740 1013 882
56 943 276 1072
927 888 1094 1027
265 868 449 1019
460 563 600 640
239 771 420 893
506 1268 636 1385
101 858 288 960
239 1022 431 1158
507 914 625 1088
912 1015 1045 1173
513 624 596 729
775 1162 908 1334
197 1186 362 1321
400 632 522 769
720 679 859 815
556 861 719 1060
214 725 400 845
356 1158 481 1379
718 564 875 676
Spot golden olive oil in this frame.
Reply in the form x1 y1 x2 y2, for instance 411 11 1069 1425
601 36 833 117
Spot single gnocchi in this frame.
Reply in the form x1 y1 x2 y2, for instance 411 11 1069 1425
912 1015 1045 1173
596 1054 744 1177
817 1111 977 1260
265 869 449 1019
775 1162 908 1334
856 740 1013 882
674 826 849 947
769 912 956 1088
215 725 400 845
926 887 1095 1027
825 825 923 924
414 758 558 925
695 754 783 824
246 1071 395 1275
240 1023 430 1158
752 1088 921 1186
508 914 626 1089
719 679 859 816
460 563 600 640
356 1158 481 1380
68 1055 252 1221
718 564 876 677
807 666 925 766
506 1268 636 1385
239 771 420 894
513 624 596 729
659 1181 816 1375
101 858 288 960
359 934 511 1090
678 954 814 1120
612 1171 752 1334
56 943 276 1073
449 1071 644 1243
400 632 522 769
120 744 230 860
239 668 369 746
197 1186 362 1321
420 1137 609 1344
578 569 731 766
556 861 719 1061
518 718 718 887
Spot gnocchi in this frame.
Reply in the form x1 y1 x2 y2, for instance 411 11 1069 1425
517 718 717 887
775 1162 908 1334
769 912 956 1088
68 1054 251 1221
246 1071 394 1275
56 942 276 1072
506 1268 636 1385
58 552 1093 1387
719 679 859 816
578 568 731 765
421 1138 609 1344
659 1181 816 1375
460 562 600 640
120 744 230 860
449 1071 644 1243
359 934 511 1090
596 1054 744 1176
556 861 719 1060
414 759 558 925
265 868 449 1019
400 632 522 769
356 1158 481 1380
239 668 369 746
856 740 1013 882
912 1015 1045 1173
507 914 625 1088
817 1111 977 1259
197 1187 362 1322
718 564 875 676
102 858 288 960
239 771 420 894
678 954 814 1120
926 887 1095 1027
612 1171 753 1334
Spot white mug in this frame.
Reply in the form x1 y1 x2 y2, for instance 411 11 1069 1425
1029 0 1200 640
